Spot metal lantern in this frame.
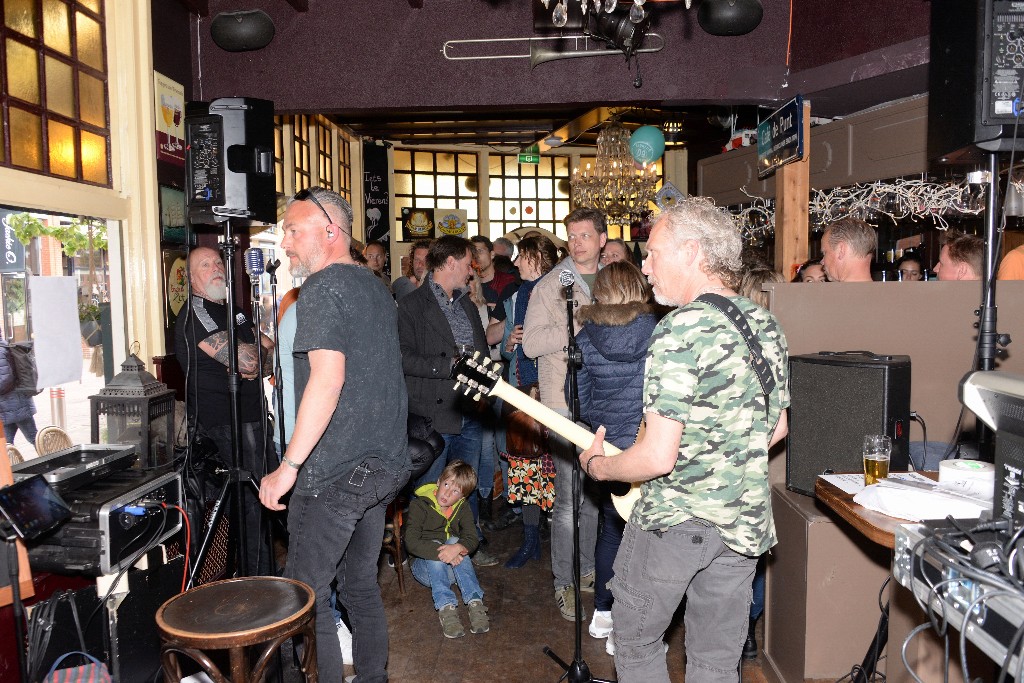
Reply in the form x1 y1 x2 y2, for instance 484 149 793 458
90 354 176 468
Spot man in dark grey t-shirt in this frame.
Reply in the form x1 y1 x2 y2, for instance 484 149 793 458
260 186 409 683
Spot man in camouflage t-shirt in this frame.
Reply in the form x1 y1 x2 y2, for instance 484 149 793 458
581 198 789 683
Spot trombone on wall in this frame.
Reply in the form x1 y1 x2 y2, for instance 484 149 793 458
441 33 665 68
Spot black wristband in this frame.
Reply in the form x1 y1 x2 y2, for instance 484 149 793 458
585 454 600 479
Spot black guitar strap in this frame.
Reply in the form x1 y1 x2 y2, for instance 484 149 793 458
695 293 776 424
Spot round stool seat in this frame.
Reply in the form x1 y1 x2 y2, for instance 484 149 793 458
156 577 317 683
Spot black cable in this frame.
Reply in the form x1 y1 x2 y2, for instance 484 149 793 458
909 412 926 471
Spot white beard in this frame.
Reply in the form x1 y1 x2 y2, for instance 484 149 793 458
206 282 227 302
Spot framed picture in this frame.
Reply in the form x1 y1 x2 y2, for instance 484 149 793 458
160 186 189 244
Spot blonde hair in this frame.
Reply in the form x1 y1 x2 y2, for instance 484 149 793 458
440 460 478 497
592 261 649 305
738 265 784 308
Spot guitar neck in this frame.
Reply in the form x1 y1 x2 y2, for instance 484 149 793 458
488 379 622 456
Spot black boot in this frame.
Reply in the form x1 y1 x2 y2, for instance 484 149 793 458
504 524 540 569
478 493 493 528
742 617 758 660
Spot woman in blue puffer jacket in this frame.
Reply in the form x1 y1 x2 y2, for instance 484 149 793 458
573 260 659 656
0 338 38 448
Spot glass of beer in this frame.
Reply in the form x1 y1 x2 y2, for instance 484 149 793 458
863 435 892 485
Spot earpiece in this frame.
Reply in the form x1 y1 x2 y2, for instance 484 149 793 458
327 230 334 237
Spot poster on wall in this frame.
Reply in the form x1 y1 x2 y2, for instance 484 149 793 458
401 208 434 242
363 141 391 245
164 250 188 331
154 72 185 166
435 209 468 238
0 210 26 273
159 186 188 244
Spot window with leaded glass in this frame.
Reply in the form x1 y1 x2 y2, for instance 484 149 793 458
1 0 110 185
316 116 332 191
393 149 478 237
292 114 310 192
488 154 570 238
336 127 351 203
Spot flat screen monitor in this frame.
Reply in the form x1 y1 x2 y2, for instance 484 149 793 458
0 475 72 540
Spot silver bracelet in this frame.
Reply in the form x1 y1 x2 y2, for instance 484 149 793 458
282 455 302 470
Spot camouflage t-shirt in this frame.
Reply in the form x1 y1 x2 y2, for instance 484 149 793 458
632 296 790 556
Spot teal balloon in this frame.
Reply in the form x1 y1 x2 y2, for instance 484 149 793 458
629 126 666 164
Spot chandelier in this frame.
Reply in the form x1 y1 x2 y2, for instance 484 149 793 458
571 118 659 226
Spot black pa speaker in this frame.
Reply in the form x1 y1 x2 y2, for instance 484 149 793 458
929 0 1024 162
185 97 276 226
786 352 912 496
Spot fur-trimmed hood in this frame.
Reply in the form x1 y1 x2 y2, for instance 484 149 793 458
577 302 654 327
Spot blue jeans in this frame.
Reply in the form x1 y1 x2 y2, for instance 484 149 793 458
4 418 37 446
285 459 406 683
750 555 766 620
411 537 484 609
594 489 626 612
418 415 483 521
611 520 756 683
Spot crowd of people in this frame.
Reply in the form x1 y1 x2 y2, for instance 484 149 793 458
177 187 1009 683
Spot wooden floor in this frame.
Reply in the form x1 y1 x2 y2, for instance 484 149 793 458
290 512 771 683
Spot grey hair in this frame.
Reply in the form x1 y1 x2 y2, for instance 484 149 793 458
493 236 515 252
288 186 354 234
655 197 742 283
823 217 877 258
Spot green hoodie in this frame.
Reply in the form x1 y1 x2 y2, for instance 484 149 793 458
404 482 480 561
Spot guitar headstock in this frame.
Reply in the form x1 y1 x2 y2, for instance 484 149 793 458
451 352 501 402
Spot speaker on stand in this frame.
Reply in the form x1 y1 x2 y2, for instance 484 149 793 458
786 352 911 496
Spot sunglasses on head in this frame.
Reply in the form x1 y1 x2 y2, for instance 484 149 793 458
293 188 351 236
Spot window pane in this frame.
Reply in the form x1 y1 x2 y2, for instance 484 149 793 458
42 0 70 55
5 0 37 38
538 178 554 199
393 149 411 171
437 153 455 174
6 39 39 103
520 178 537 199
45 56 75 117
436 175 455 197
538 157 552 175
80 129 106 183
394 172 412 195
460 175 478 197
414 174 434 196
414 152 433 172
458 154 476 173
488 199 503 221
436 198 455 210
76 11 103 69
10 107 43 169
47 119 76 176
459 198 477 220
488 177 502 199
504 178 520 199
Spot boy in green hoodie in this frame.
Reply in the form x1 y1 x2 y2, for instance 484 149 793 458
406 460 490 638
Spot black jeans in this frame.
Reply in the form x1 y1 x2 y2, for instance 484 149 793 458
286 459 407 683
205 420 276 576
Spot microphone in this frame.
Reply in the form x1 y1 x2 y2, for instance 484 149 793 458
558 269 575 301
245 248 265 284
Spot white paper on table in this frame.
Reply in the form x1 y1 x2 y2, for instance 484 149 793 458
818 471 934 496
852 478 992 522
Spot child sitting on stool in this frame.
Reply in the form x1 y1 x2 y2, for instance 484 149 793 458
406 460 491 638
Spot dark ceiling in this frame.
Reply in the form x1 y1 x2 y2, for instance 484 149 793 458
180 0 931 159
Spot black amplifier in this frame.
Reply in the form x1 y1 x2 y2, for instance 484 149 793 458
27 469 182 576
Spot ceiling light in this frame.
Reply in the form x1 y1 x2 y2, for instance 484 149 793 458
697 0 764 37
544 135 565 148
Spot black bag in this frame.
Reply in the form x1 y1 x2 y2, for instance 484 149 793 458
0 346 14 395
408 413 444 479
9 341 42 396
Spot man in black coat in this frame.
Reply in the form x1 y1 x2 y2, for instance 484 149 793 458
398 235 498 566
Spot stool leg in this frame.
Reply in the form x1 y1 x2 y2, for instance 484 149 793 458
228 646 248 683
393 509 405 595
300 617 319 683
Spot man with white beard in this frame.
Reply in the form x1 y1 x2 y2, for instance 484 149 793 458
175 246 275 575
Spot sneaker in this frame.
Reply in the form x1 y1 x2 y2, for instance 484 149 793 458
472 548 499 567
555 585 585 622
589 610 613 639
337 620 353 665
579 570 596 593
467 599 490 634
386 552 407 569
438 604 465 638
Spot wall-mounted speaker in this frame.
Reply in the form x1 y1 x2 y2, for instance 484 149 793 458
210 10 275 52
787 352 911 496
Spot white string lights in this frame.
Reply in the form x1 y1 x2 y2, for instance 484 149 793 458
728 177 988 243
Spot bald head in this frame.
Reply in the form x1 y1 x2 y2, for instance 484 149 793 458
189 247 227 302
282 187 356 277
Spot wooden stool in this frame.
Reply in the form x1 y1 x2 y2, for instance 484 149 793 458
156 576 318 683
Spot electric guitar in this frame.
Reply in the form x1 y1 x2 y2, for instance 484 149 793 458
452 354 642 519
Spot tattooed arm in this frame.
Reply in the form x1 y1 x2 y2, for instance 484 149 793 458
198 331 262 378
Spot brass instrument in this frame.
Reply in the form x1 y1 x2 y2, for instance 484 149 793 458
441 33 664 68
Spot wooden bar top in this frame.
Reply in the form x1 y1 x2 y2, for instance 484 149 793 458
814 472 939 550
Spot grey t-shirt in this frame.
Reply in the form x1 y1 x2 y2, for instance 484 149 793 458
292 263 409 494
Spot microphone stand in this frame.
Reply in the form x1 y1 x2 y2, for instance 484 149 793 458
543 274 612 683
2 521 29 683
266 259 288 455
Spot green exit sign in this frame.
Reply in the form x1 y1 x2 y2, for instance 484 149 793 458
518 154 540 164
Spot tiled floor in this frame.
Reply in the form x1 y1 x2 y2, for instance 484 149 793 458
292 510 770 683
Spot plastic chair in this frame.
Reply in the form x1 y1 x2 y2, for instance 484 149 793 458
5 443 22 465
35 426 73 456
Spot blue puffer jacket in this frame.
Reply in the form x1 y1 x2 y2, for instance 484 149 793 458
0 341 35 424
572 303 659 450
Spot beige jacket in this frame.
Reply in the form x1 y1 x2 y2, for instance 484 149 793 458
522 259 594 414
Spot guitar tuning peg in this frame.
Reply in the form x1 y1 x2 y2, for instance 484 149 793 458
473 392 482 401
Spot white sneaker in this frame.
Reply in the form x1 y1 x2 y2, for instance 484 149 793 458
589 610 613 639
337 620 353 665
606 634 615 656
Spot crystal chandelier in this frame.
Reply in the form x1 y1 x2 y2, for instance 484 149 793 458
571 118 659 226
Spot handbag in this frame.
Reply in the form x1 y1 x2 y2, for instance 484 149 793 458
502 383 548 460
40 593 112 683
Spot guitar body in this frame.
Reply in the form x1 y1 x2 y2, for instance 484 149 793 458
453 354 643 519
